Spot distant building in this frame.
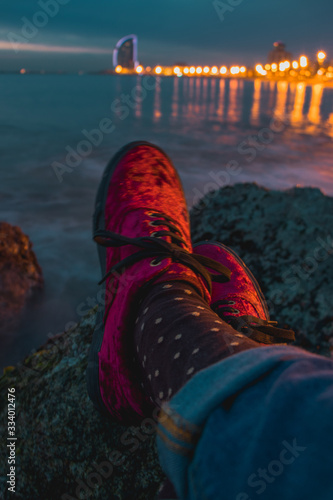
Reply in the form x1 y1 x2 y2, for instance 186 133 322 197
268 41 293 64
113 34 139 70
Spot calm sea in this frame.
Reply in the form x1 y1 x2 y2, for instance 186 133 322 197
0 74 333 367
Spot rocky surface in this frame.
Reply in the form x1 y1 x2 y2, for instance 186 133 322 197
191 183 333 355
0 184 332 500
0 222 43 334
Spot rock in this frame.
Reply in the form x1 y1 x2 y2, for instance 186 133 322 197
191 183 333 355
0 309 164 500
0 184 332 500
0 222 43 334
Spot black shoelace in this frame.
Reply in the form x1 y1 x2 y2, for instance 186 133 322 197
212 300 295 345
94 211 232 295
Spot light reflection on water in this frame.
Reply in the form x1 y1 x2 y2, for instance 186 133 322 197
130 76 333 137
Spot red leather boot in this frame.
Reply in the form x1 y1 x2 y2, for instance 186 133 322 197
86 142 230 423
193 242 295 345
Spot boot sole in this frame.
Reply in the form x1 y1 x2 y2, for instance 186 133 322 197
86 141 182 416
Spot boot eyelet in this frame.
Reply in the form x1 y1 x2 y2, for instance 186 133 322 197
149 221 160 227
228 300 236 305
147 212 160 218
151 232 162 238
231 309 240 315
150 258 163 266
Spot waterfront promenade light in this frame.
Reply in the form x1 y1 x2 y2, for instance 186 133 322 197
115 65 122 73
240 66 246 73
292 61 299 69
220 66 227 74
155 66 162 74
265 64 271 71
284 61 291 69
190 66 196 74
211 66 218 74
136 65 143 74
184 67 189 74
300 56 308 68
230 66 240 75
174 66 180 74
271 63 277 72
255 64 267 76
196 66 203 74
203 66 210 74
317 51 326 63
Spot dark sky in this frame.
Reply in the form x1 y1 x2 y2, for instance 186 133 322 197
1 0 332 71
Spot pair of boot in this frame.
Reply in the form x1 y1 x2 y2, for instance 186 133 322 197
86 141 294 423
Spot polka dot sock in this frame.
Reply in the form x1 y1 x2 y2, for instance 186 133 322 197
134 281 258 405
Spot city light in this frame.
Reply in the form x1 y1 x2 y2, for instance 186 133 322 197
20 68 26 74
300 56 308 68
317 51 326 62
111 50 329 81
255 64 267 76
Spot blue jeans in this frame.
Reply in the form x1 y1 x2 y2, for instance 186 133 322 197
156 345 333 500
